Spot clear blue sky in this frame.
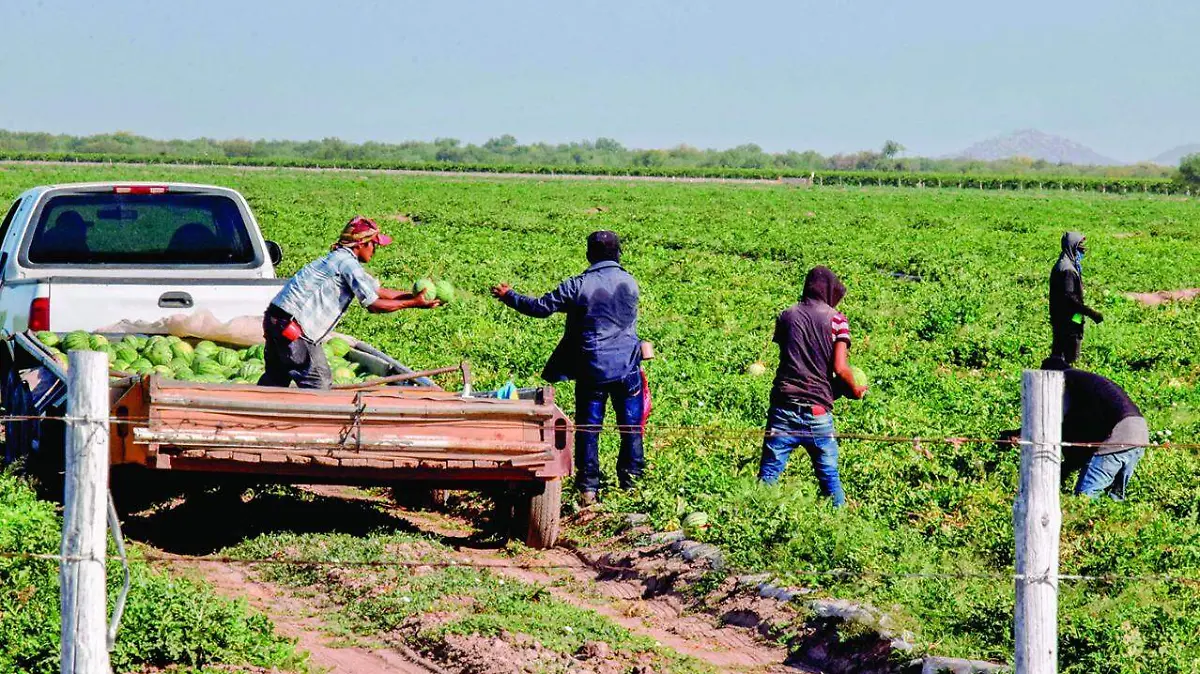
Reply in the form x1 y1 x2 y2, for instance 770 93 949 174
1 0 1196 161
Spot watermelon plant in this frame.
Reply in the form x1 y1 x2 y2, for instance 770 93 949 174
6 161 1200 671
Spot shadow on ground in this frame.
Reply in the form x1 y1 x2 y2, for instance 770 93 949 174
121 482 423 555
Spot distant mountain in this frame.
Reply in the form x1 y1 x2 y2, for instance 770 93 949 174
951 129 1122 166
1148 144 1200 166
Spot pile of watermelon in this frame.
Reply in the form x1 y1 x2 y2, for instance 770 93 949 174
35 331 377 386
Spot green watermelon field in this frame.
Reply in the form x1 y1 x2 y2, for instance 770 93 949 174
2 163 1199 671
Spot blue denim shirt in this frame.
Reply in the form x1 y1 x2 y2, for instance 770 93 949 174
503 261 641 384
270 247 380 342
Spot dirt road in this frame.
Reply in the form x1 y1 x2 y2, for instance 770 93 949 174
131 484 810 674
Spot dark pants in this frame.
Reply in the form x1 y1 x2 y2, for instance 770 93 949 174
574 369 645 493
258 311 331 389
1050 329 1082 365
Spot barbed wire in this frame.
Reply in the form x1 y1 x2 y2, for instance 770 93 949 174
4 549 1198 587
1 413 1194 450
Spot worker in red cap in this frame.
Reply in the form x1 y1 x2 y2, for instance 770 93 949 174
260 216 440 388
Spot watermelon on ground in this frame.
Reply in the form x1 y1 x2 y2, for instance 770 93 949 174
413 278 437 301
435 279 455 304
682 511 709 537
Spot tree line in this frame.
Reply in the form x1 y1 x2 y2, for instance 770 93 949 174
0 130 1183 180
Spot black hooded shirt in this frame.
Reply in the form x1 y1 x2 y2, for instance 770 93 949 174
1049 231 1092 334
770 266 852 409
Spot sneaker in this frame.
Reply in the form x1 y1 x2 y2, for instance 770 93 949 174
578 490 598 507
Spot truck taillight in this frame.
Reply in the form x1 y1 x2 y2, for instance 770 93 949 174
29 298 50 332
113 185 168 195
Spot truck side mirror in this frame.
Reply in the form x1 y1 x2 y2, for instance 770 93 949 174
265 241 283 266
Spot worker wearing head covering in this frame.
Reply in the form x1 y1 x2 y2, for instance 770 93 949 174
757 266 867 506
261 216 440 388
492 230 645 506
1049 231 1103 365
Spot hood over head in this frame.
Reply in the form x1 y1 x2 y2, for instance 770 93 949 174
802 266 846 308
1061 231 1086 259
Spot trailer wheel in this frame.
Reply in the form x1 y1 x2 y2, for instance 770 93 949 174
516 478 561 549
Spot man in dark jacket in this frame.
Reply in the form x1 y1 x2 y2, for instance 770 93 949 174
1041 356 1148 500
492 231 644 505
758 266 867 506
1049 231 1103 365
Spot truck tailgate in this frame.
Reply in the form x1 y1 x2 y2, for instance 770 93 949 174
44 278 284 332
111 377 573 481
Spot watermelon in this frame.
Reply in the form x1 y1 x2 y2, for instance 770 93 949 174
146 335 168 350
173 368 196 380
215 349 240 369
36 331 60 347
165 335 182 345
413 278 437 301
121 335 145 350
152 365 174 376
53 353 69 370
434 279 455 304
746 361 767 376
194 340 218 358
850 366 868 389
169 357 193 372
148 345 174 367
63 331 91 352
238 362 264 379
170 341 195 360
89 334 109 349
327 337 352 358
115 346 138 364
194 373 226 384
195 360 226 377
333 366 355 381
129 358 153 375
682 511 709 537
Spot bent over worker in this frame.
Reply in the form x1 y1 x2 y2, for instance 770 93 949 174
1042 356 1148 501
492 231 645 506
758 266 867 506
1049 231 1103 365
260 216 440 389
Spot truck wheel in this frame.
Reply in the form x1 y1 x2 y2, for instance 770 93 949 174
516 478 561 549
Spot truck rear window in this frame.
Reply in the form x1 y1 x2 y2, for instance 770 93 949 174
26 193 257 265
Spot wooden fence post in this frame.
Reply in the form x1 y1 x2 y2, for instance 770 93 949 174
1014 369 1064 674
60 350 110 674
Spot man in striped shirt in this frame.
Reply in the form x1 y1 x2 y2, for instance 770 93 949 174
758 266 867 506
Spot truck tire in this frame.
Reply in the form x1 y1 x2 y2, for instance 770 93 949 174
515 478 561 549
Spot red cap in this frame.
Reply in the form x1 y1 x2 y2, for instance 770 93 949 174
339 216 393 247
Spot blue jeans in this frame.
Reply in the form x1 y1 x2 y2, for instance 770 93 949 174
758 404 845 507
575 370 645 492
1075 448 1143 501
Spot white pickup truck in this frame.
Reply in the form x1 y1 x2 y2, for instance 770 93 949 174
0 182 571 547
0 182 286 334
